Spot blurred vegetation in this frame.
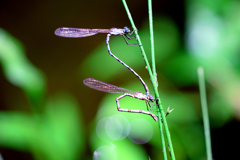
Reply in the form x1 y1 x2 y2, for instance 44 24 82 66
1 0 240 160
0 29 84 160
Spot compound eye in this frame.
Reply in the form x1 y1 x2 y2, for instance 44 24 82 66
149 94 155 102
124 26 130 33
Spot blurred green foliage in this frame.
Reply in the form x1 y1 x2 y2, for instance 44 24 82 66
1 0 240 159
0 29 45 109
0 29 84 160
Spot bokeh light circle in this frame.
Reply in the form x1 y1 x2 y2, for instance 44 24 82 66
127 118 153 144
105 114 130 140
96 117 113 142
93 145 117 160
96 114 130 142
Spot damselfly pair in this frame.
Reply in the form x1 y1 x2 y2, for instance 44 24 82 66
54 26 158 121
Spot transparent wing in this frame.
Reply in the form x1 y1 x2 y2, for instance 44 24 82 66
83 78 135 94
54 27 98 38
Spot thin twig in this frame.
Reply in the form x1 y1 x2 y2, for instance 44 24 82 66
122 0 176 159
122 0 153 79
148 0 167 159
198 67 213 160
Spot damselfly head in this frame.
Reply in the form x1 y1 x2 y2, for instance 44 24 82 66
123 26 130 33
148 94 155 102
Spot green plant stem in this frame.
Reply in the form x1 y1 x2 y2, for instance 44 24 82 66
122 0 153 79
148 0 167 159
197 67 213 160
122 0 175 159
157 112 167 160
148 0 156 79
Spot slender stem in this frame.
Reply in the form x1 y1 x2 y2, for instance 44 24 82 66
159 103 175 159
157 111 167 160
198 67 213 160
148 0 156 79
122 0 175 159
148 0 167 159
122 0 153 79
